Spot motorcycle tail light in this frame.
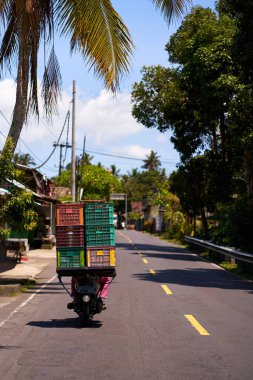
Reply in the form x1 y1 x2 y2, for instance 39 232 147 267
83 295 90 302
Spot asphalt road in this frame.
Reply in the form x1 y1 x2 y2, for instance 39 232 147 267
0 230 253 380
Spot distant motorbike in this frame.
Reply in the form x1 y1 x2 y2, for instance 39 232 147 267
59 274 107 326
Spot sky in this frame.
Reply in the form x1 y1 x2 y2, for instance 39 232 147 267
0 0 215 179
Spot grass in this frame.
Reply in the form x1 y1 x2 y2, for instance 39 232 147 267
0 278 37 294
198 251 253 281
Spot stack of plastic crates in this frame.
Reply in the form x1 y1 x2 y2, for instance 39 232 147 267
84 202 116 268
55 204 85 270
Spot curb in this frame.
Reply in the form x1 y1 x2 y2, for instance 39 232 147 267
0 284 21 296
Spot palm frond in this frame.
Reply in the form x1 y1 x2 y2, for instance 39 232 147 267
56 0 133 92
0 14 18 75
151 0 191 22
28 24 39 118
41 44 62 119
0 0 12 29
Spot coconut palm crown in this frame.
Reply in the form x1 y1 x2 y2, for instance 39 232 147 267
0 0 190 155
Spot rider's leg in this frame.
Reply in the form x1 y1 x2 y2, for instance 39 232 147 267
99 277 110 299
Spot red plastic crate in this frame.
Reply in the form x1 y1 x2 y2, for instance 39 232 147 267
56 225 85 247
56 203 84 226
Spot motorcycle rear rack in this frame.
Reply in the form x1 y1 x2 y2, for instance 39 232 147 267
57 270 117 298
56 267 116 277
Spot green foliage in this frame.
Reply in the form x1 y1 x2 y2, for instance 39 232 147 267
81 165 122 200
131 3 253 248
142 150 161 171
0 189 39 234
122 168 168 201
210 198 253 251
55 164 122 200
143 220 153 233
127 211 143 220
0 138 15 181
13 153 35 166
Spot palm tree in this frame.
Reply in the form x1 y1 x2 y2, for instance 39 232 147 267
13 153 36 166
142 150 161 171
0 0 190 156
78 153 94 166
110 164 120 177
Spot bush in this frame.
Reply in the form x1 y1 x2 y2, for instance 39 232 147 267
210 198 253 251
144 220 153 233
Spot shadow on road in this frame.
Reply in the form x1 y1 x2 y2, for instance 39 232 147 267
133 268 253 292
116 242 195 260
25 282 67 295
27 318 102 329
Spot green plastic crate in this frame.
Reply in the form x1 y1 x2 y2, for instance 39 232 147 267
57 247 85 268
85 226 115 247
84 203 114 226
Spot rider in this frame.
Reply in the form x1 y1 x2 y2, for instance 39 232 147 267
68 275 110 309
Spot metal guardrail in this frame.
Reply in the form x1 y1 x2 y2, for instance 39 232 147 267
184 236 253 264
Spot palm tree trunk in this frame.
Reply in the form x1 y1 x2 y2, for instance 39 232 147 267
7 21 29 154
1 8 30 157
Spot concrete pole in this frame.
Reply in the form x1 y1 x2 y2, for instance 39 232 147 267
71 80 76 202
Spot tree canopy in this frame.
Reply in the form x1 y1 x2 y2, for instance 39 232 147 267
131 2 253 247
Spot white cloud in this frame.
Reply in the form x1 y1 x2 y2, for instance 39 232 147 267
76 90 144 146
0 79 178 177
156 133 167 144
113 144 151 158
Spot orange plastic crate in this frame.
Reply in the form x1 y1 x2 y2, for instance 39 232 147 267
56 203 84 226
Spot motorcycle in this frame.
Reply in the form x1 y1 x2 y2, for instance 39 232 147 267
59 274 109 326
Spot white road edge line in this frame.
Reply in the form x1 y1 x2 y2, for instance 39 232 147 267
0 274 57 328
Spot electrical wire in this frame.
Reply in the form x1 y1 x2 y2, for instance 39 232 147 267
82 148 177 165
0 106 71 172
0 109 53 171
34 110 70 170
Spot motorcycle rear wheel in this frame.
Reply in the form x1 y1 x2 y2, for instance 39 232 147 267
80 302 90 326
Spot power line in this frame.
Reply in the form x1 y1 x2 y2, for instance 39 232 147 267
35 110 70 170
0 106 72 172
0 109 54 171
81 148 177 165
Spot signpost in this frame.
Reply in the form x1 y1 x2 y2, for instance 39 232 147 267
110 193 128 227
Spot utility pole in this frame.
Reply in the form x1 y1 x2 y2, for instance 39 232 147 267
53 142 71 176
71 80 76 202
78 135 86 201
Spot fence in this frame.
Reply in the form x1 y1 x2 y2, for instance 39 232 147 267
184 236 253 264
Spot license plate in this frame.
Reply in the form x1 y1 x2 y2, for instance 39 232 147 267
76 285 96 294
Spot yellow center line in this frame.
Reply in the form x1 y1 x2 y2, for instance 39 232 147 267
149 269 156 275
161 284 173 295
143 258 148 264
184 314 210 336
